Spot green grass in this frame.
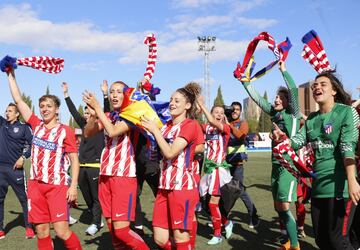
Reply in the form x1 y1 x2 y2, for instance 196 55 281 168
0 152 318 249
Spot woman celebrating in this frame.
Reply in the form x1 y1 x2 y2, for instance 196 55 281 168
196 98 233 245
274 71 360 250
239 61 301 250
141 82 200 250
6 70 82 250
83 81 149 249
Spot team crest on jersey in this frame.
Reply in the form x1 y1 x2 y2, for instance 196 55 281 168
324 123 333 134
13 127 19 133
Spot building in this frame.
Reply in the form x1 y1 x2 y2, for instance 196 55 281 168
243 96 261 120
298 80 318 116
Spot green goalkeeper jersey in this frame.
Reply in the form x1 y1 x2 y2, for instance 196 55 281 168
291 103 359 198
243 71 301 165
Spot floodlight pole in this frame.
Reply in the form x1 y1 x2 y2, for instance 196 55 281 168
198 36 216 109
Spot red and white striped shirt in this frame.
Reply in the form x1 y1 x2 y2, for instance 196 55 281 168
192 122 205 177
159 119 197 190
28 114 77 185
99 114 136 177
202 123 231 164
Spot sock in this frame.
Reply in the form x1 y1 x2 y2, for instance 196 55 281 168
278 210 299 248
63 232 82 250
221 215 229 226
107 222 125 250
114 227 149 250
209 203 222 237
190 219 198 249
159 240 172 250
37 235 54 250
175 241 191 250
296 201 306 229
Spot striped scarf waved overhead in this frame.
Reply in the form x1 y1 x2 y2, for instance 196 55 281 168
301 30 332 73
233 32 292 83
0 55 64 74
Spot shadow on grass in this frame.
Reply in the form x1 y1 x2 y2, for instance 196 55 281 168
4 211 25 233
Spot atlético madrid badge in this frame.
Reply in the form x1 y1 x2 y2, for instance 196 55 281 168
324 123 333 134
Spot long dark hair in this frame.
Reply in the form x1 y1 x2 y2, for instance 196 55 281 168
315 71 351 105
176 82 201 119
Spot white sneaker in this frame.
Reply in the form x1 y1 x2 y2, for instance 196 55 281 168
85 224 100 236
207 236 222 245
100 221 104 228
69 216 78 225
224 220 233 239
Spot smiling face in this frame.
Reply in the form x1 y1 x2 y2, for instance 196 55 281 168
39 98 59 124
311 76 336 105
211 106 225 122
273 92 288 111
169 91 190 119
231 104 241 120
5 105 19 123
109 82 125 110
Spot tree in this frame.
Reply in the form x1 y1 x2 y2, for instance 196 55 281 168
247 118 259 133
257 91 272 132
213 85 225 106
45 85 50 95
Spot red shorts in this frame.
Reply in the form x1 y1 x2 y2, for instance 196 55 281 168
27 180 69 223
153 188 198 231
99 175 137 221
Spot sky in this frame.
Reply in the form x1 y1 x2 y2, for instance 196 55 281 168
0 0 359 123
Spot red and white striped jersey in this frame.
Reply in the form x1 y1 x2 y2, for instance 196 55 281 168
99 114 136 177
28 114 77 185
192 122 205 176
202 123 231 164
159 118 197 190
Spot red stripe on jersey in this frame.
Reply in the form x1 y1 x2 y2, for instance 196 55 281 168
159 119 197 190
27 114 77 185
203 124 230 164
100 123 136 177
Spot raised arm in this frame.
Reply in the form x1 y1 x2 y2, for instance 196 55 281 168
62 82 86 128
7 70 32 122
242 81 272 115
196 95 224 131
82 91 129 137
279 61 300 118
101 80 111 113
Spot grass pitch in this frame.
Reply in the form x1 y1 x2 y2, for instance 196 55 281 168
0 152 318 249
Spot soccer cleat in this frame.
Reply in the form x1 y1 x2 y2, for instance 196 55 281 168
85 224 100 236
224 220 233 239
69 215 78 226
249 214 260 228
297 228 306 238
0 230 5 239
207 236 222 245
25 227 35 239
276 240 290 250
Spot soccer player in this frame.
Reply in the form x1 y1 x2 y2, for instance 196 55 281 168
62 82 109 236
196 99 233 245
227 101 260 228
82 81 149 249
141 82 200 250
6 70 82 249
239 61 301 250
0 103 34 239
273 71 360 249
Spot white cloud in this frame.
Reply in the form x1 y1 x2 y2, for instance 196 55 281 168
171 0 224 8
0 4 142 53
237 17 278 29
232 0 269 13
